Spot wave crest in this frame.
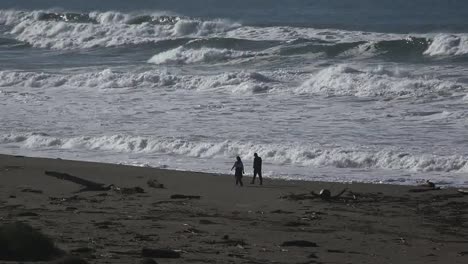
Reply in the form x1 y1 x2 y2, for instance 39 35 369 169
424 34 468 56
2 132 467 173
148 46 260 64
298 65 464 98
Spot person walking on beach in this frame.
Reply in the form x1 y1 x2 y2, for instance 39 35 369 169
251 153 263 185
231 156 244 186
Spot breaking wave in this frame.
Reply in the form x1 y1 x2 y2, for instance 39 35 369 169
1 132 467 173
148 46 262 64
0 9 467 62
298 65 464 98
0 69 278 94
424 34 468 56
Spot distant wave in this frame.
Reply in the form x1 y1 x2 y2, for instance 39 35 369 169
1 9 467 61
1 132 467 173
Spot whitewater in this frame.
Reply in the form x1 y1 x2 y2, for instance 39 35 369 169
1 0 468 187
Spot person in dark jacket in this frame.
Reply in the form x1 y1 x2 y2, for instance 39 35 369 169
231 156 244 186
251 153 262 185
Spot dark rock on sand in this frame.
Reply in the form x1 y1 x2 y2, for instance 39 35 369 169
147 179 165 189
281 240 318 247
0 222 63 261
141 248 181 258
17 212 39 217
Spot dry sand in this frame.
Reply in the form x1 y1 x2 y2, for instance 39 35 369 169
1 154 467 264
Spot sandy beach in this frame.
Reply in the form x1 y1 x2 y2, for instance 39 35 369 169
1 153 467 264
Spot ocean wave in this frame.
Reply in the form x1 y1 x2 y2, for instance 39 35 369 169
148 46 262 64
0 10 240 49
298 65 464 98
1 9 467 62
424 34 468 56
0 69 279 94
1 132 467 173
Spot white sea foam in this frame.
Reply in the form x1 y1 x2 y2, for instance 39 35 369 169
0 9 411 50
298 65 464 97
2 132 467 173
0 70 179 89
0 10 240 49
148 47 260 64
0 69 282 94
424 34 468 56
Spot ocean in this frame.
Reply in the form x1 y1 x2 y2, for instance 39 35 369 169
1 0 467 186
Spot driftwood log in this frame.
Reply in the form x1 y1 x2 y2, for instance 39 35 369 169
44 171 112 192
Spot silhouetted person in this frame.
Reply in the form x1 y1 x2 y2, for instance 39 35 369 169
251 153 262 185
231 156 244 186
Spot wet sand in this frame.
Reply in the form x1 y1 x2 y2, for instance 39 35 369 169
1 154 467 263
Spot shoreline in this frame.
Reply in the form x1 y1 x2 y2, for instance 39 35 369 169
1 153 467 263
0 152 458 189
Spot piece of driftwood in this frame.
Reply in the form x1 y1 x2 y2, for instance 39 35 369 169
44 171 111 192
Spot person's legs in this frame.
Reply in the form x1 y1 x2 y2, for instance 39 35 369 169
251 171 257 184
258 171 263 185
239 176 243 187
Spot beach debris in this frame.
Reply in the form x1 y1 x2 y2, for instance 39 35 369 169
409 180 441 192
52 256 88 264
0 222 63 261
8 195 16 199
16 212 39 217
49 195 85 205
281 240 318 247
457 189 468 195
44 171 112 192
141 248 181 258
114 186 145 195
170 194 201 199
311 188 348 200
147 179 165 189
270 209 294 214
207 238 247 247
199 219 217 225
21 187 43 194
140 258 158 264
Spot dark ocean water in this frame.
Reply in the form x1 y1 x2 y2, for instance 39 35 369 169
1 0 467 186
